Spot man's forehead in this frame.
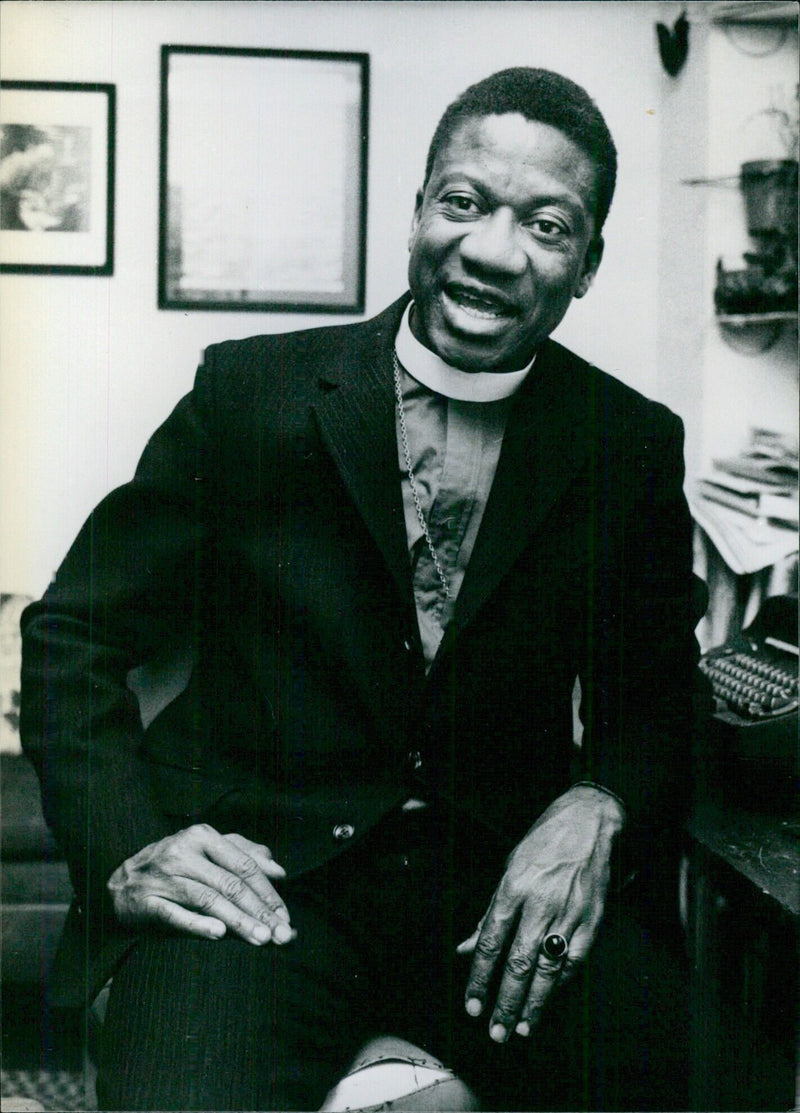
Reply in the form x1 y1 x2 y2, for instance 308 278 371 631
427 113 599 210
436 112 590 168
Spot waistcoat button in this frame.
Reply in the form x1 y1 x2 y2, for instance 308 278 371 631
332 823 355 841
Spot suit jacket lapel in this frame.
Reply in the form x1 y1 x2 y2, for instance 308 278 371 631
311 298 415 608
451 339 595 638
312 307 596 656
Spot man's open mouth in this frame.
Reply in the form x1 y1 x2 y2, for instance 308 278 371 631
445 285 518 320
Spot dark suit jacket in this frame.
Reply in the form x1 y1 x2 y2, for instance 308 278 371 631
20 294 700 1006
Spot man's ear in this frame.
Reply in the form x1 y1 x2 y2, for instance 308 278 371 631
408 189 425 251
574 236 604 300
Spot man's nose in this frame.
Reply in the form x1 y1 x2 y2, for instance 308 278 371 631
459 208 527 275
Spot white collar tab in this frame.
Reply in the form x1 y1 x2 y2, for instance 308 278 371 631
395 303 534 402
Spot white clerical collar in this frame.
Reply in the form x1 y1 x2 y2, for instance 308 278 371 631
395 302 534 402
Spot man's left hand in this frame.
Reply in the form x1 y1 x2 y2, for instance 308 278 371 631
456 785 625 1042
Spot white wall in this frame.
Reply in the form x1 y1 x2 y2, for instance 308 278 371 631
0 1 701 594
655 1 710 484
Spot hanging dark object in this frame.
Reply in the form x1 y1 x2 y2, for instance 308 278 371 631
657 10 690 76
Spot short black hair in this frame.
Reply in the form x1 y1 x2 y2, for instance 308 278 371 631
423 67 617 235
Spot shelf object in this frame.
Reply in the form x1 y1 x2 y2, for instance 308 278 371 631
690 159 799 347
714 249 796 326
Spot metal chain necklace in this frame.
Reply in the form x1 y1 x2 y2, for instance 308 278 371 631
392 351 451 601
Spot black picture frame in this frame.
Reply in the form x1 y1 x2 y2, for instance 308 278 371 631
158 45 369 313
0 81 115 275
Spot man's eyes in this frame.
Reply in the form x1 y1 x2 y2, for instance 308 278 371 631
526 216 570 239
441 193 483 215
438 195 571 238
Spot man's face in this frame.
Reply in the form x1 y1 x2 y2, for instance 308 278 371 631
407 113 603 373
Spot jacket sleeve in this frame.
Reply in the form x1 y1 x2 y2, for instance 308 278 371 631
19 352 219 920
575 408 706 832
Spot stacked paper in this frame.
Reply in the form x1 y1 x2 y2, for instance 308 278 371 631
691 429 799 575
698 428 799 528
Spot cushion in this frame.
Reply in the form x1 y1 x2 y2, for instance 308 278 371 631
2 753 61 861
1 594 30 756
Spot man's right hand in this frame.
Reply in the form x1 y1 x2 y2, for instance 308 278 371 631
107 824 294 945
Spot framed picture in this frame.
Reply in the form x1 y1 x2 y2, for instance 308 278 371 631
159 46 369 313
0 81 115 275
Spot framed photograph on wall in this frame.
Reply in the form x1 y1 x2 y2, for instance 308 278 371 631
159 46 369 313
0 81 115 275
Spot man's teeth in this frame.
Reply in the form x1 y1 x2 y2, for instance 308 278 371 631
450 289 511 318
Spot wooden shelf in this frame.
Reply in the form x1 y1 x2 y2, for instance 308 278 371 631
710 1 798 24
716 311 797 324
682 175 741 188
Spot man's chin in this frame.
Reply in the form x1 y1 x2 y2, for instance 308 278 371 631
436 332 532 375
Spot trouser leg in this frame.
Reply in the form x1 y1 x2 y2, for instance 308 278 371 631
96 869 376 1111
95 806 689 1112
93 804 501 1112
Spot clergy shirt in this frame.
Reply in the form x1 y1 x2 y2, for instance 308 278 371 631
394 303 534 669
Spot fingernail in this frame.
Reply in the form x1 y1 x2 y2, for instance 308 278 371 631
252 924 271 944
272 920 294 944
275 906 290 921
515 1021 530 1037
466 998 483 1017
490 1024 508 1044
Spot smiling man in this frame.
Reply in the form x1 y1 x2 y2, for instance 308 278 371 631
408 112 602 372
20 69 702 1111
